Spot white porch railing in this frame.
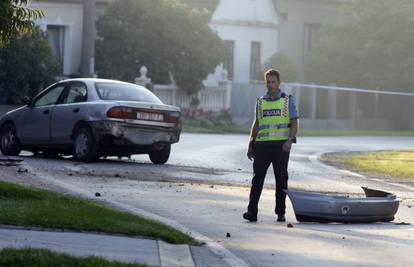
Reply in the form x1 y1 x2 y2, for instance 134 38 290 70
135 66 231 112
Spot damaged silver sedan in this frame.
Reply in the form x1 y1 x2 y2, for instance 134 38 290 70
0 78 181 163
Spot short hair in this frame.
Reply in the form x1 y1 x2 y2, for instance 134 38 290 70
264 69 280 82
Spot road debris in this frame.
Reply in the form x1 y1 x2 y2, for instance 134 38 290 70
0 158 23 167
95 192 101 197
0 158 23 163
287 223 294 228
0 162 19 166
226 232 231 238
394 222 411 226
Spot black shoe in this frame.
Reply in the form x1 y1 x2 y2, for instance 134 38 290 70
277 214 286 222
243 212 257 222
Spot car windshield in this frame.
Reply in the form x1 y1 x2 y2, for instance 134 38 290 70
95 82 162 104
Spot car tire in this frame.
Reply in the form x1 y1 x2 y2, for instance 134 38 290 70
73 126 98 162
0 123 22 156
149 144 171 164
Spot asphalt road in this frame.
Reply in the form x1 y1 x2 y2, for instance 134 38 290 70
3 133 414 266
136 134 414 195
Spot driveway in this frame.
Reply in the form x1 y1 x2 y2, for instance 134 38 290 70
2 134 414 266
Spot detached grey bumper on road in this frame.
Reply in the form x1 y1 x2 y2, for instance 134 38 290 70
286 187 400 223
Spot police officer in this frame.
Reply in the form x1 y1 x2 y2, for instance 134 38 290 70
243 69 298 223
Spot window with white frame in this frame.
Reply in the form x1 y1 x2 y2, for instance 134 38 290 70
223 40 234 80
250 41 262 81
303 23 321 53
47 25 65 73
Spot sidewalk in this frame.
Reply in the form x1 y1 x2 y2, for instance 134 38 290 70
0 226 231 267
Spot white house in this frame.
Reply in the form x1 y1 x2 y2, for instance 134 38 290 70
206 0 280 86
30 0 109 78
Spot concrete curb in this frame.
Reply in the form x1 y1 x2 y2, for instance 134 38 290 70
23 163 249 267
108 200 249 267
158 241 194 267
0 227 160 266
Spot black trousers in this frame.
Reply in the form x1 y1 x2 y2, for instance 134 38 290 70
247 142 290 216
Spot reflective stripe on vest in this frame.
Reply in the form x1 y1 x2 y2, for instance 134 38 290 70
256 95 290 142
257 131 290 139
258 123 291 131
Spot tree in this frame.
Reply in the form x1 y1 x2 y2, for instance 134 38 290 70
264 53 298 83
180 0 219 13
0 0 44 47
96 0 224 93
0 27 60 104
305 0 414 92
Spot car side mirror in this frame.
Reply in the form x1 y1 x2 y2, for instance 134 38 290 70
22 96 33 107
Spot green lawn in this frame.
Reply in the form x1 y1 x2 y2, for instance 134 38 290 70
182 116 414 136
322 150 414 179
300 130 414 136
0 248 146 267
0 181 198 245
182 116 248 134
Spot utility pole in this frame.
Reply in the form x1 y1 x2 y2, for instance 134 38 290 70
81 0 96 77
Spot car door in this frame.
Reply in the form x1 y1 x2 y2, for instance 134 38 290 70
50 81 88 143
18 83 67 144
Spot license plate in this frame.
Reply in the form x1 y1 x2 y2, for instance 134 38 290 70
136 112 164 121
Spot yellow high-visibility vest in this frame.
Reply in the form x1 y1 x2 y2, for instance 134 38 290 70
256 95 290 142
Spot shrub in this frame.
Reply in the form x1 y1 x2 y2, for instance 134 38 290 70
0 27 59 104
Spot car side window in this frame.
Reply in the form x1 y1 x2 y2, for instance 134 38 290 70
33 85 66 107
63 83 88 104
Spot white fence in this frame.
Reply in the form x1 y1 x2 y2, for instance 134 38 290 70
283 83 414 130
134 66 414 130
229 81 414 130
135 66 231 112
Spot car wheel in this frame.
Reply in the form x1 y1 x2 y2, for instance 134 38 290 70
0 123 22 156
149 144 171 164
73 126 98 162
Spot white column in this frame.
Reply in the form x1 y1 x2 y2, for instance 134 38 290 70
294 85 301 116
172 85 176 106
309 83 317 119
374 88 379 120
135 66 151 87
328 84 337 120
81 0 96 77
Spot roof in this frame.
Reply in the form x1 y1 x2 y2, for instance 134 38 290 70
34 0 113 3
181 0 219 12
210 0 279 29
